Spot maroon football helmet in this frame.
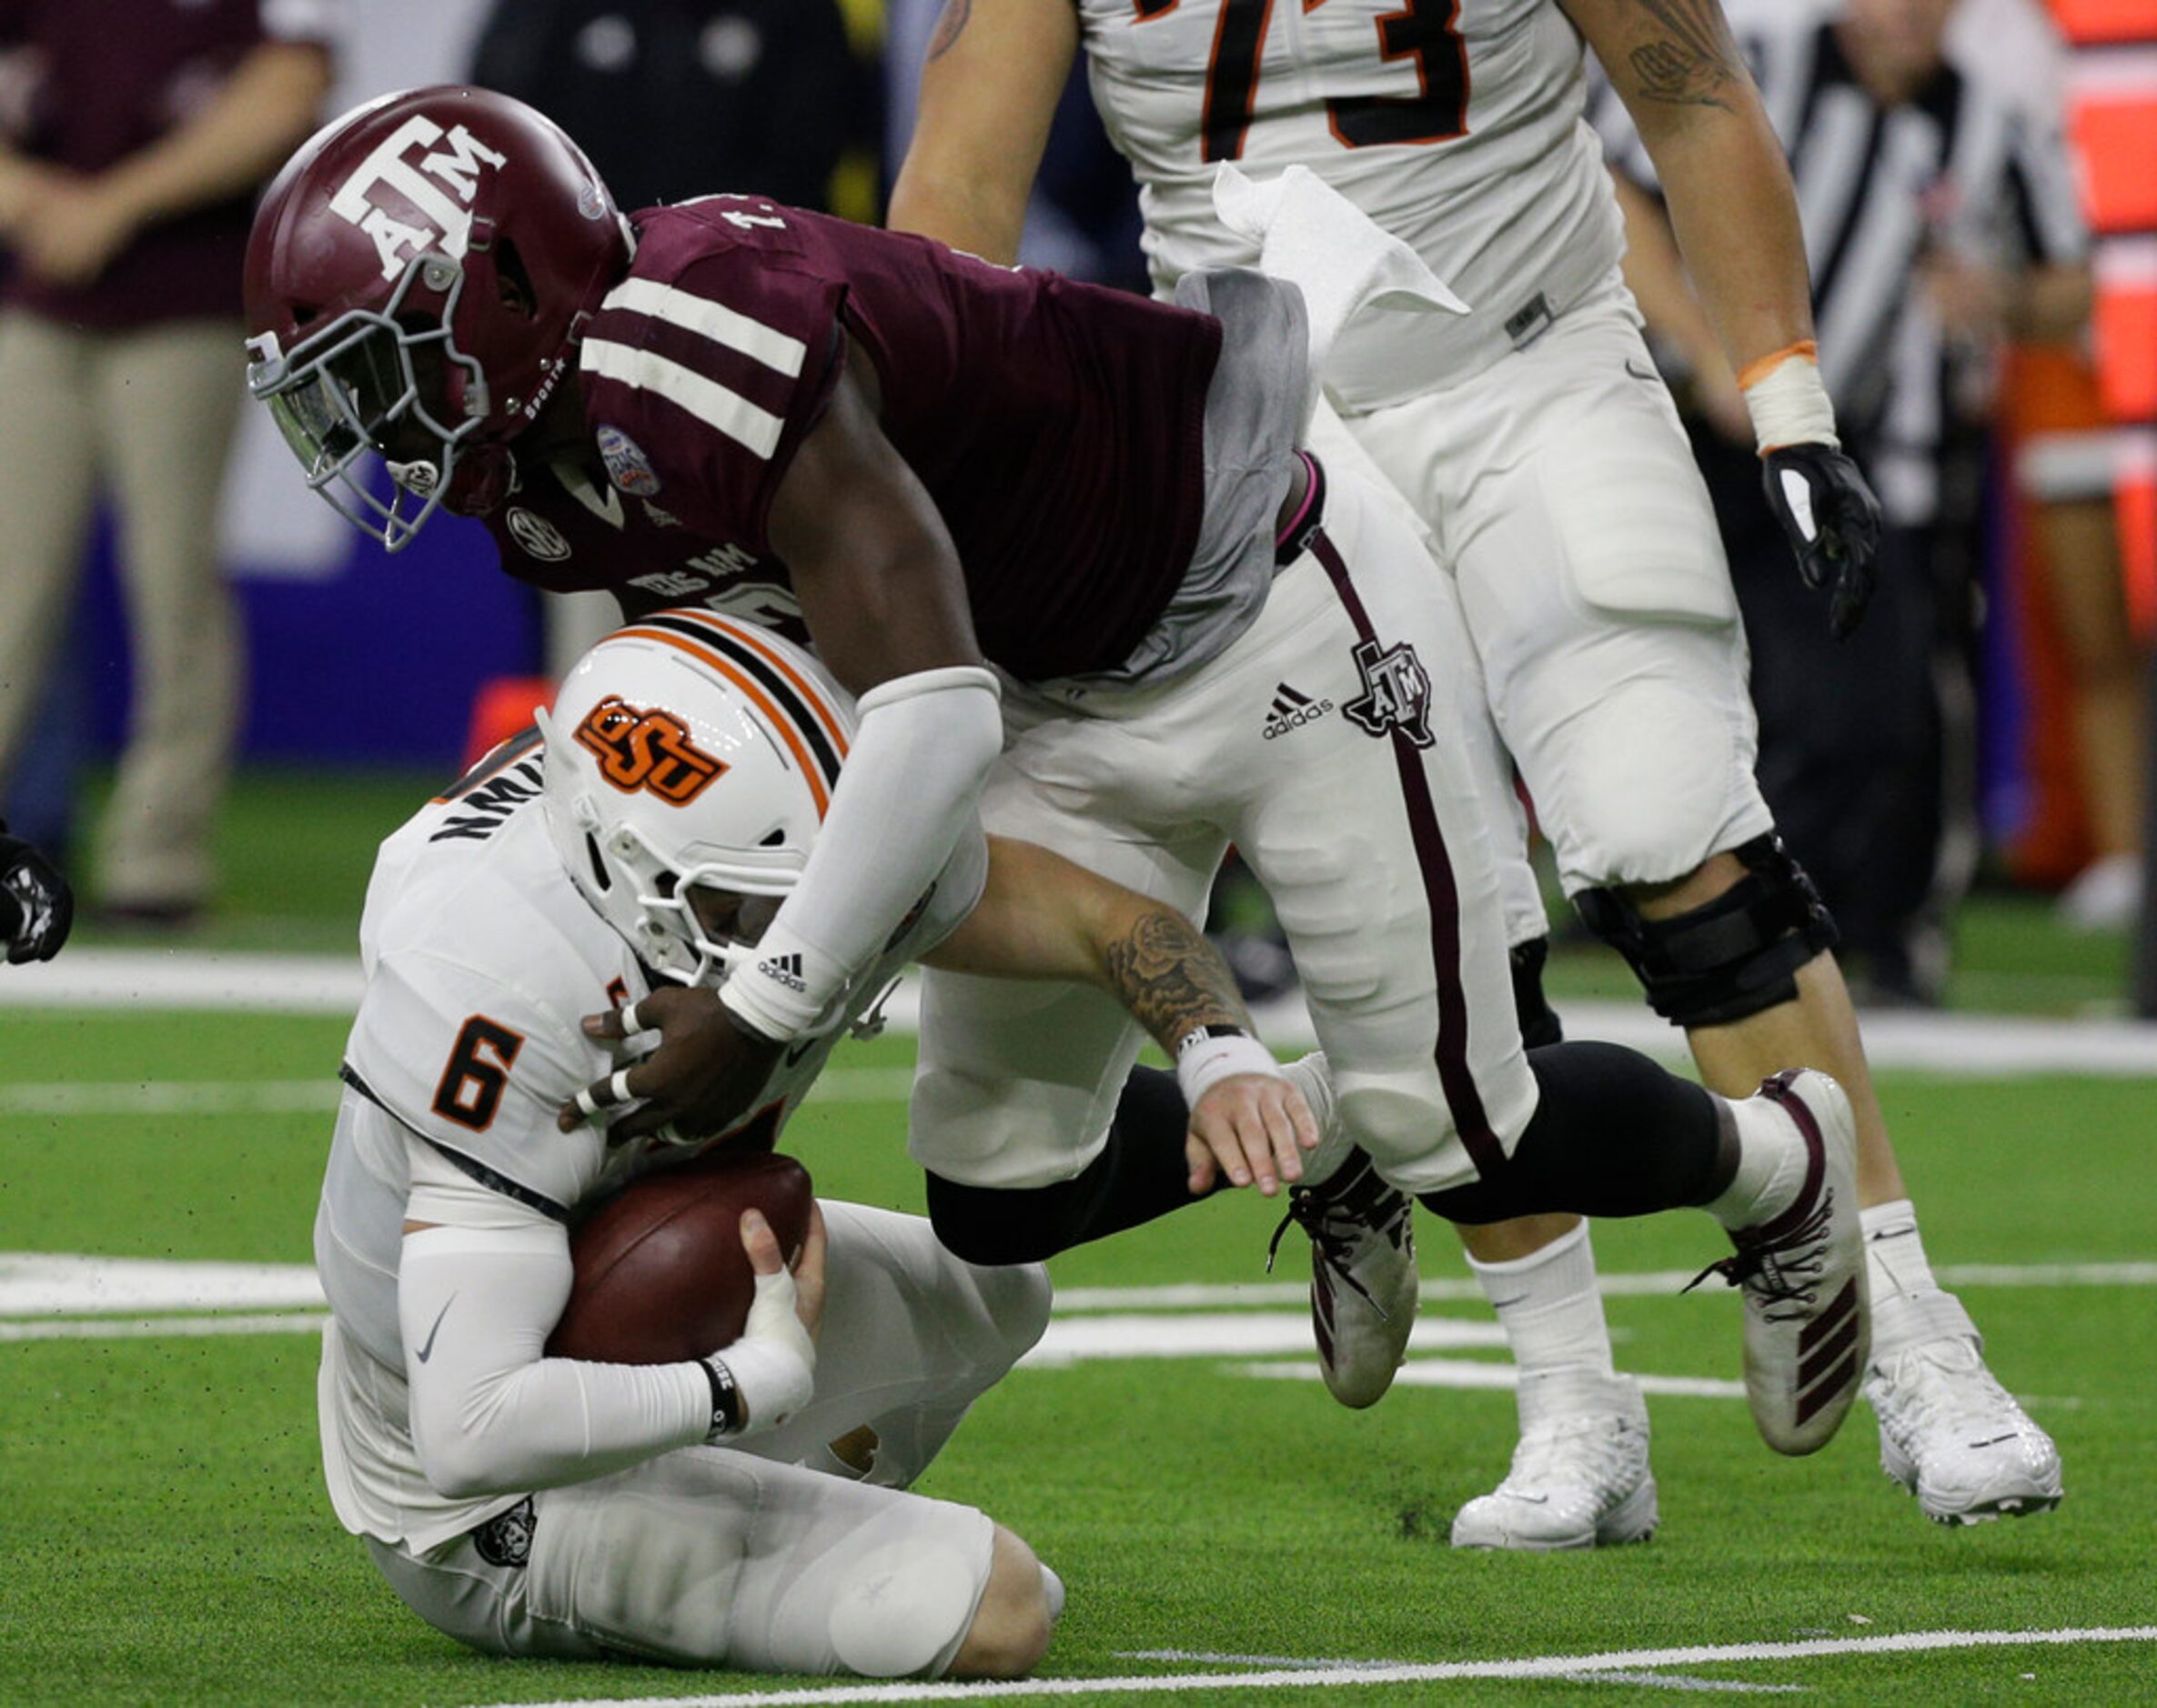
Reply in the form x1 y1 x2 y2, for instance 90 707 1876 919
244 85 631 548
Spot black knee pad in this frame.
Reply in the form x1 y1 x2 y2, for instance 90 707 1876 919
1572 834 1839 1027
1509 936 1565 1050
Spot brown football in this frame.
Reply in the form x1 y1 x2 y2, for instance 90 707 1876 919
546 1150 814 1364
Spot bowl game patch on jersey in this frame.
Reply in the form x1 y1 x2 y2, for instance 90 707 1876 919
597 424 661 494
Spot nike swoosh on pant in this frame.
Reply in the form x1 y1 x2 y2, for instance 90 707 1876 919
416 1294 457 1364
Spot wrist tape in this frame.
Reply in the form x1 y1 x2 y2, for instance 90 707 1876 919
704 1266 816 1439
1175 1024 1283 1109
1739 341 1839 455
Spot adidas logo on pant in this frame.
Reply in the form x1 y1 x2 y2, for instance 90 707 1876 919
1264 683 1334 740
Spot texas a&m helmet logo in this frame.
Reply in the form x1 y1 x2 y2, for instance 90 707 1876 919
329 115 508 281
1343 638 1435 748
572 696 727 803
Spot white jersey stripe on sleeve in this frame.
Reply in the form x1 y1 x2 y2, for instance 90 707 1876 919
599 277 809 377
580 337 786 457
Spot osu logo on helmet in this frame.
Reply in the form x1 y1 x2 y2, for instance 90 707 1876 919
573 697 727 804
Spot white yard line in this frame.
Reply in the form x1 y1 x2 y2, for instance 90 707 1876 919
0 1311 328 1343
4 1256 2152 1326
479 1626 2157 1706
5 951 2156 1077
0 948 365 1012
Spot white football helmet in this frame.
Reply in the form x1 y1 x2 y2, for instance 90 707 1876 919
539 609 854 984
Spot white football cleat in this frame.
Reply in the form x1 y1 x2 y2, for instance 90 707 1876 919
1451 1369 1658 1551
1694 1069 1868 1455
1866 1292 2062 1525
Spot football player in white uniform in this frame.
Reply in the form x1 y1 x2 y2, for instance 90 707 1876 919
891 0 2044 1545
320 609 1322 1678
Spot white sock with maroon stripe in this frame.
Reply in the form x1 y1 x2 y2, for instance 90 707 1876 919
1467 1220 1617 1380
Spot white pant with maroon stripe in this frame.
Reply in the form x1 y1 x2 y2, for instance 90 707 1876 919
910 467 1538 1198
1336 276 1774 909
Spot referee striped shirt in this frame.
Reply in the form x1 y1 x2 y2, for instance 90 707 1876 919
1592 0 2088 443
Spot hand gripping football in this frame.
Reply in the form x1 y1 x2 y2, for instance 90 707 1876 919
546 1150 814 1364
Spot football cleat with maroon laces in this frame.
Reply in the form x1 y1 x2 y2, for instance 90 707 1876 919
1691 1069 1868 1455
1269 1140 1418 1410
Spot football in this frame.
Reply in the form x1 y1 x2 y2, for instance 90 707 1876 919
546 1150 814 1364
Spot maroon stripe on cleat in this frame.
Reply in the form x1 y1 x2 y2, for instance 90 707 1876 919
1799 1277 1860 1352
1795 1351 1860 1427
1799 1311 1861 1392
1753 1073 1827 1241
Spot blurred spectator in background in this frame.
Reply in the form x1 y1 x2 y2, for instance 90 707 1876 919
0 0 334 929
1598 0 2094 1004
0 813 70 962
468 0 882 686
471 1 882 225
1958 0 2149 934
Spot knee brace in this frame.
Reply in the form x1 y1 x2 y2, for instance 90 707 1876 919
1572 834 1839 1028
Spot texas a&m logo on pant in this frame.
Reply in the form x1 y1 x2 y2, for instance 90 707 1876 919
572 696 727 803
1343 638 1435 748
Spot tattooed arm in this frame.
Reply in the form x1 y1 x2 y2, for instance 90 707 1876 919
1562 0 1817 372
925 837 1255 1053
887 0 1076 263
926 836 1315 1194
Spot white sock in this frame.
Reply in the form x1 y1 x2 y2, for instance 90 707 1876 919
1861 1199 1941 1301
1467 1220 1616 1380
1705 1092 1804 1230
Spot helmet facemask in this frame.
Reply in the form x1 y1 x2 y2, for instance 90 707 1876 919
246 253 492 552
536 704 804 990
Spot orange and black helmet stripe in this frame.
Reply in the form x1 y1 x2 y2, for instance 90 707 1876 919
614 613 847 816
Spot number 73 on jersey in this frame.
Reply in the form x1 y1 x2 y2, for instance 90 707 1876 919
1136 0 1472 162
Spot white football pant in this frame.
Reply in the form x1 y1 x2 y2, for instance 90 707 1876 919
363 1203 1050 1677
912 466 1539 1199
1338 272 1774 917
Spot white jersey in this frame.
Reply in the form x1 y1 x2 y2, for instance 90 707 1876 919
1078 0 1623 407
314 734 988 1549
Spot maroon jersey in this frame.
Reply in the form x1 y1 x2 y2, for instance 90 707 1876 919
0 0 332 328
495 197 1224 683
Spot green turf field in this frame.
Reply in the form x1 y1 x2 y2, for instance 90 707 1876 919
3 1010 2153 1705
5 768 2153 1703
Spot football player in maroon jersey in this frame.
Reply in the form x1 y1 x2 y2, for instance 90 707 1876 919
245 86 1875 1463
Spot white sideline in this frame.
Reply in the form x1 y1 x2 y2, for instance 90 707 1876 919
5 949 2157 1077
482 1626 2157 1706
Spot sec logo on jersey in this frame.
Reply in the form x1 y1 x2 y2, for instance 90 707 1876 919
505 507 572 561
